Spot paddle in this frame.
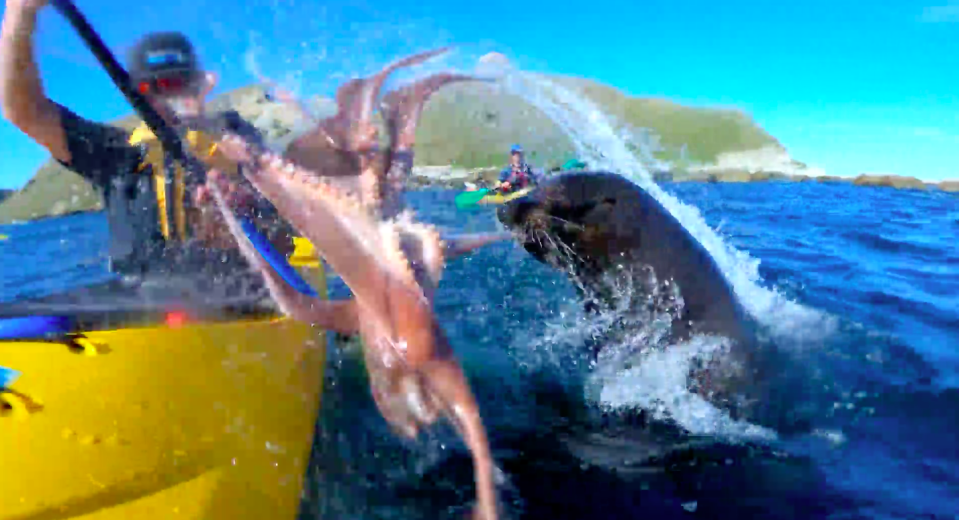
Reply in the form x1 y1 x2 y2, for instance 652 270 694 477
0 315 73 340
454 188 490 209
49 0 318 296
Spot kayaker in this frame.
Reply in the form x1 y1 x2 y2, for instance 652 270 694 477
494 144 537 193
1 1 289 303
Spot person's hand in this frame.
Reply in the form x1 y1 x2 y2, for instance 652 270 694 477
192 171 257 250
217 134 254 163
500 181 511 192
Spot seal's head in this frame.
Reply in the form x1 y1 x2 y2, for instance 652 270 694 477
497 171 647 274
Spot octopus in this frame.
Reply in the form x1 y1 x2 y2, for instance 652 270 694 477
206 48 512 519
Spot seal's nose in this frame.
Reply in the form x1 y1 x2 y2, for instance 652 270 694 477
496 197 538 229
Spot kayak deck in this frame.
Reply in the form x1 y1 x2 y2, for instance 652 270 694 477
0 316 326 520
0 250 330 520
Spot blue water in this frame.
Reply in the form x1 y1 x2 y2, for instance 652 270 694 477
4 182 955 519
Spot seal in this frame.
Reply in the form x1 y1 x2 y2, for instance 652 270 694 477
497 171 755 342
496 171 773 422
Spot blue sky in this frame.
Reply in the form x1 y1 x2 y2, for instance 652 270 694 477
1 0 957 188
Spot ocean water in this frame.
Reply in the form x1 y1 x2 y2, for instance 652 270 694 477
3 180 956 519
303 183 959 520
2 71 958 519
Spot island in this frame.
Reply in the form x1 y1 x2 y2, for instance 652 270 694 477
0 75 955 224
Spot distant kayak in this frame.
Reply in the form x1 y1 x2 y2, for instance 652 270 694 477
562 159 587 170
455 186 534 209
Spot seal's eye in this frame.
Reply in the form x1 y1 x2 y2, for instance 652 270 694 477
564 200 598 221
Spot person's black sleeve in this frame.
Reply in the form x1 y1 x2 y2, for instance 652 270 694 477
53 103 141 190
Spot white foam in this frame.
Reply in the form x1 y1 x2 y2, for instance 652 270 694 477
591 334 777 441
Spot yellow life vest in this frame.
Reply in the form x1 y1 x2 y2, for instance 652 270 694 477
128 122 239 241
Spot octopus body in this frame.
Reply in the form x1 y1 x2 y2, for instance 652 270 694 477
207 48 513 520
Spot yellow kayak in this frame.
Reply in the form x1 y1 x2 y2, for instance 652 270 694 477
0 244 329 520
477 186 534 205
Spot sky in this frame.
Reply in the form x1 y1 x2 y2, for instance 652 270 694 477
0 0 957 189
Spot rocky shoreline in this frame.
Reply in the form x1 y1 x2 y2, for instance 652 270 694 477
2 79 956 225
1 166 953 225
409 165 959 193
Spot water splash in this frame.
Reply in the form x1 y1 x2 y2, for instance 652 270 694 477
593 334 778 442
496 71 838 346
484 67 844 440
510 260 780 440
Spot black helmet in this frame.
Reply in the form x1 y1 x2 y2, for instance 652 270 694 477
127 31 201 84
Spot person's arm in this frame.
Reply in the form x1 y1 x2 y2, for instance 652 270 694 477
0 2 135 188
55 104 141 188
0 1 70 163
495 167 512 189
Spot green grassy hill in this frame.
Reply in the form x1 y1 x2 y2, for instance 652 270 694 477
414 75 780 170
0 75 781 224
0 114 140 223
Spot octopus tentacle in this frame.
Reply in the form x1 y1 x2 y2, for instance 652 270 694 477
212 48 503 520
394 214 447 290
205 167 361 333
418 359 499 520
442 232 515 261
372 73 486 218
350 50 465 213
222 134 425 308
381 73 483 150
349 47 453 145
284 47 452 168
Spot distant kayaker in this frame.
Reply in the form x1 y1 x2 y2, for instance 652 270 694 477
0 0 289 302
494 144 537 193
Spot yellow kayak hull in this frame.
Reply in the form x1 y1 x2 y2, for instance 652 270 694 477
477 186 534 205
0 261 328 520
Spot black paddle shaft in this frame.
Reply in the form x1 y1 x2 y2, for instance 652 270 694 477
45 0 324 294
50 0 208 186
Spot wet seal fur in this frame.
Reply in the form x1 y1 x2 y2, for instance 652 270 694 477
496 171 791 427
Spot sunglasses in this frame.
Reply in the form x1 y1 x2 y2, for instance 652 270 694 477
136 75 197 97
